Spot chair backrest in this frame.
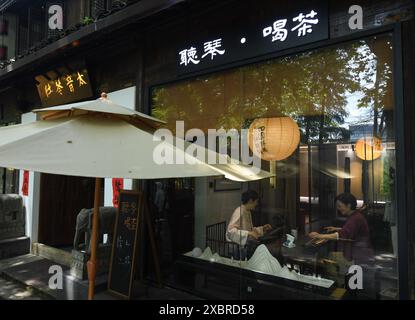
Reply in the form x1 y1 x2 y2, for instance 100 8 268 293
206 221 240 258
206 221 226 253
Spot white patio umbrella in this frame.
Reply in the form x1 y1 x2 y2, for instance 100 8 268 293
0 94 271 299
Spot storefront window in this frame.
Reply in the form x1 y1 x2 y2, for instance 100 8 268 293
151 33 398 299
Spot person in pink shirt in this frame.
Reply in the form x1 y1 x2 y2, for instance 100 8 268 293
308 193 374 265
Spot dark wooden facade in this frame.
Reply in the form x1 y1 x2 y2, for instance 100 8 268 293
0 0 414 299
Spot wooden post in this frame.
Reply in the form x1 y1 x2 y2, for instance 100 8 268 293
87 177 101 300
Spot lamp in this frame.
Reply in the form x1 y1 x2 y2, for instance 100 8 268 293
355 135 383 161
248 117 300 161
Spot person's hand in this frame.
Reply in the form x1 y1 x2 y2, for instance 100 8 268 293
248 230 260 239
308 232 321 239
324 226 340 233
263 224 272 232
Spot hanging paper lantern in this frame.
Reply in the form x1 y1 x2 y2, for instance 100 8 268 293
355 135 383 161
248 117 300 161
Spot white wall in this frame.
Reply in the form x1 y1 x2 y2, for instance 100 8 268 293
194 176 242 249
103 87 135 206
19 112 41 244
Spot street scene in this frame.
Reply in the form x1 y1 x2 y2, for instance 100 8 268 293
0 0 414 306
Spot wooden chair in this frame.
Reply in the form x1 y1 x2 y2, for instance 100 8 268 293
205 221 240 258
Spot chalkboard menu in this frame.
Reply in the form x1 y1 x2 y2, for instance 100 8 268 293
108 190 142 299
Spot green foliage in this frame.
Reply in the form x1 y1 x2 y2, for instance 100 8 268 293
152 35 393 145
82 17 94 25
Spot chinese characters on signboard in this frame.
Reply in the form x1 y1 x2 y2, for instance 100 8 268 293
177 1 328 74
179 38 226 66
108 191 141 298
21 171 29 196
36 68 93 107
263 10 319 41
43 71 87 98
112 178 124 208
120 201 138 232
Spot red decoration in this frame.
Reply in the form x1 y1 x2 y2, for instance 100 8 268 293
112 178 124 208
0 46 7 61
22 171 29 196
0 19 8 35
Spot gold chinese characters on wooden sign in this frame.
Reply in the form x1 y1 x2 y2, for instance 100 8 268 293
36 68 93 107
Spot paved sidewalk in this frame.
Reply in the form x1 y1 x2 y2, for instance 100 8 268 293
0 254 115 300
0 254 201 300
0 276 51 300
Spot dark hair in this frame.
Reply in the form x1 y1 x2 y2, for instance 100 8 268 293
335 193 357 210
241 190 259 204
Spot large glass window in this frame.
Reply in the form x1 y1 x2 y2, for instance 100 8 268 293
150 33 398 300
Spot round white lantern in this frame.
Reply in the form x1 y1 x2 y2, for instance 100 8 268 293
248 117 300 161
355 136 383 161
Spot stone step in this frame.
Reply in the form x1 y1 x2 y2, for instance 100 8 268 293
0 253 43 272
0 274 51 300
32 243 72 267
0 237 30 260
0 256 112 300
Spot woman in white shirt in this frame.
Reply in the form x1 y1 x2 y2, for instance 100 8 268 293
226 190 272 247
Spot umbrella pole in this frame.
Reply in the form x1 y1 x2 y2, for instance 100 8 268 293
87 177 101 300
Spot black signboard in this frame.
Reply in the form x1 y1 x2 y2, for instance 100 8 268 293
35 61 93 107
177 0 328 74
108 190 142 299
